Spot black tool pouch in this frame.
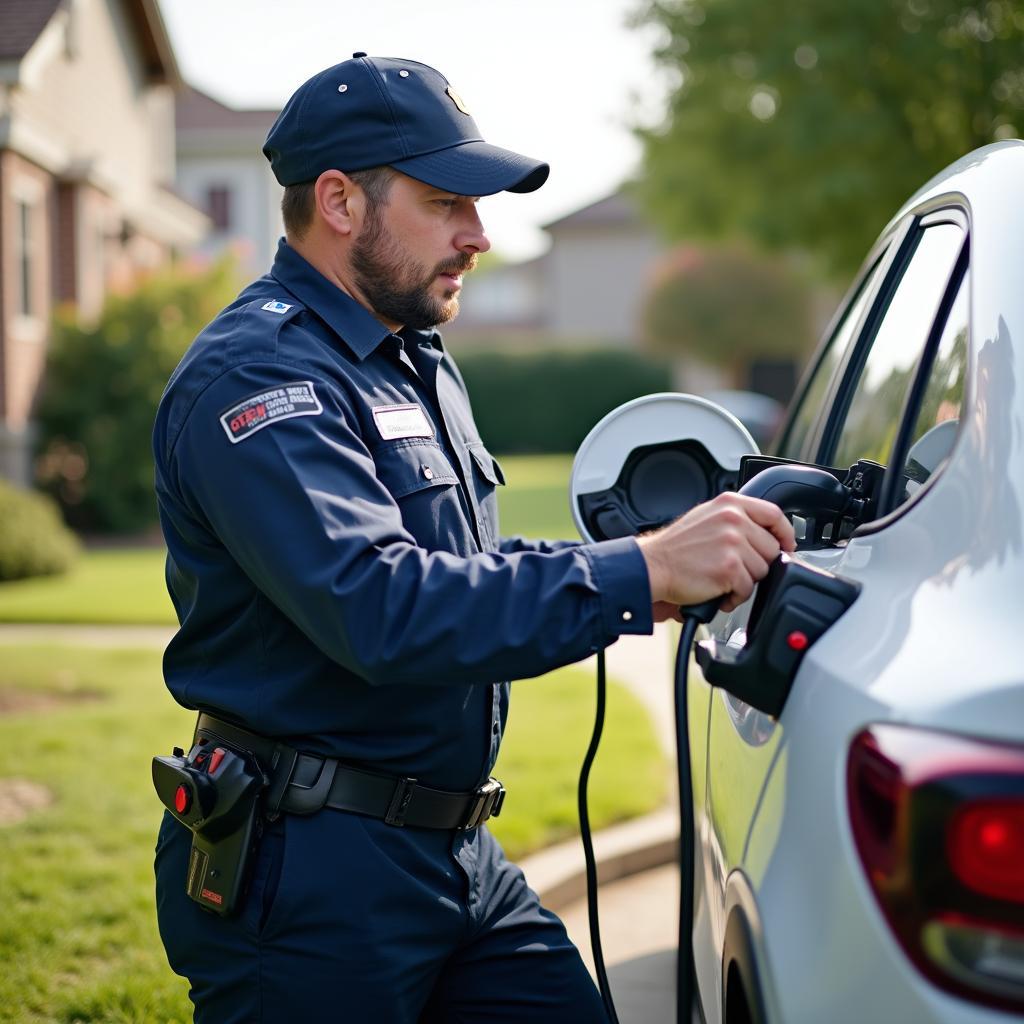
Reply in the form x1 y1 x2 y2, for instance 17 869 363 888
152 738 269 917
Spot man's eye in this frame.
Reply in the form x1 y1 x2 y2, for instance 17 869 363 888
435 199 458 209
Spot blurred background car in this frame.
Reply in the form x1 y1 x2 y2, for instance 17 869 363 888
703 389 785 451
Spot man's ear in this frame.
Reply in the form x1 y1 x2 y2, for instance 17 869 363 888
315 170 364 238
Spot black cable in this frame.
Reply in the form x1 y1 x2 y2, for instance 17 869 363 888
674 615 701 1024
577 649 619 1024
580 616 705 1024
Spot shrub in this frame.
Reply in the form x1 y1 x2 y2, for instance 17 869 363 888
454 345 672 454
35 259 241 533
0 479 79 581
642 244 815 380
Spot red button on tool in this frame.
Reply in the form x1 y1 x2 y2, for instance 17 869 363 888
787 630 809 651
208 747 226 774
174 784 191 814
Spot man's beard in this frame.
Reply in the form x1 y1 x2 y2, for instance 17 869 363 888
351 204 477 330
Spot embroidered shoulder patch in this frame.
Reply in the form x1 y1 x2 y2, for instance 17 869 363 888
261 300 293 315
219 381 322 444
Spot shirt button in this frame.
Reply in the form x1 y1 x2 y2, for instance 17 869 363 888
621 610 633 622
422 466 434 480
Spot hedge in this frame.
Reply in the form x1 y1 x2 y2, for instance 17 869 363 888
0 479 79 581
454 346 672 454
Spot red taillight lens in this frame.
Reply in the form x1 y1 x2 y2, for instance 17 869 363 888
848 725 1024 1013
948 801 1024 903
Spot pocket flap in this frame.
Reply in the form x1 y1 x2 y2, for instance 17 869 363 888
373 441 460 499
468 443 505 487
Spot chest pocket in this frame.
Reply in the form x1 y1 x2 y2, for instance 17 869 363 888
372 440 471 553
467 442 505 552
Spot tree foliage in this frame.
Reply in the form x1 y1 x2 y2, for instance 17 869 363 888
634 0 1024 276
641 244 815 372
35 259 241 533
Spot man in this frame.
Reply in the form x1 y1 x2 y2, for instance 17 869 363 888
153 54 794 1023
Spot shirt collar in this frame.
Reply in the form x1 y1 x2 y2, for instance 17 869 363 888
269 238 392 361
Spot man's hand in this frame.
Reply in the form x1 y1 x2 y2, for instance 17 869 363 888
652 601 684 623
637 492 797 613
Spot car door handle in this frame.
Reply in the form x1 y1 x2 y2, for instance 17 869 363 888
694 554 860 718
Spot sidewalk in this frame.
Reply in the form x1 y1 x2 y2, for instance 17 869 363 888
561 863 690 1024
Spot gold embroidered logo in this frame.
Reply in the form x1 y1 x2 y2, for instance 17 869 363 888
446 86 471 115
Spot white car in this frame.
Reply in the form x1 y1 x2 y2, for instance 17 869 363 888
573 140 1024 1023
688 140 1024 1024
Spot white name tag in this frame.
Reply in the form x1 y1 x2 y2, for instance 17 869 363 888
372 403 434 440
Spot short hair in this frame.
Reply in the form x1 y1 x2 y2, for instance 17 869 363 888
281 166 398 240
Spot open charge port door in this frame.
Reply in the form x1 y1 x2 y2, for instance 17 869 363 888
695 554 860 718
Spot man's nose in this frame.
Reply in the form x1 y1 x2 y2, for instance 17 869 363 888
455 207 491 255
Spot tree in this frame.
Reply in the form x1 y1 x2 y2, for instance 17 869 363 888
642 244 815 381
633 0 1024 277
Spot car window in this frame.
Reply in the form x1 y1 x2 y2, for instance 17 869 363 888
776 259 884 461
898 275 968 503
830 223 965 472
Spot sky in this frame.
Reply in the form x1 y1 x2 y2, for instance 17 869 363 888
157 0 671 261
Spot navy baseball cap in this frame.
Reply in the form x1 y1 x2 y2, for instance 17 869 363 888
263 54 549 196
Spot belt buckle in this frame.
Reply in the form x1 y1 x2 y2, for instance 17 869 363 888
384 776 417 827
460 777 505 831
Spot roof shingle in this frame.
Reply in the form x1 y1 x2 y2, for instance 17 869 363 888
0 0 62 61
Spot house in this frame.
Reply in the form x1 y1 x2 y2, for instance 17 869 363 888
448 188 811 404
0 0 208 484
449 189 664 345
539 190 665 342
175 85 283 277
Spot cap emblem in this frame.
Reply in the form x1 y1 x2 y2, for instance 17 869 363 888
446 86 471 116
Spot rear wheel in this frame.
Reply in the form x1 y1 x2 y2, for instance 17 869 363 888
724 961 754 1024
722 910 767 1024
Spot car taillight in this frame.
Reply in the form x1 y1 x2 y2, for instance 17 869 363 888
848 724 1024 1013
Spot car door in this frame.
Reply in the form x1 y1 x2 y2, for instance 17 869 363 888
695 207 971 1021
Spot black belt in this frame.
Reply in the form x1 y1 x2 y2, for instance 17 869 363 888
193 713 505 831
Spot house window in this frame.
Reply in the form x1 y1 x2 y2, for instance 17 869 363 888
17 199 33 317
206 186 232 232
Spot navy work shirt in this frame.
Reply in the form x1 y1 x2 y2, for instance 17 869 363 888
154 239 653 792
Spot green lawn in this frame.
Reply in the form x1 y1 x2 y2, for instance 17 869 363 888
0 548 175 625
0 453 578 625
0 644 663 1023
497 452 576 540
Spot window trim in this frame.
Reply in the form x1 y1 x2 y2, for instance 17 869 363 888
773 226 900 460
814 214 921 466
854 243 970 536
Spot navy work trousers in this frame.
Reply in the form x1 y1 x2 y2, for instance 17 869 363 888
154 808 608 1022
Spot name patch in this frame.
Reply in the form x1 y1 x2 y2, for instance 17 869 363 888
372 403 434 440
219 381 322 444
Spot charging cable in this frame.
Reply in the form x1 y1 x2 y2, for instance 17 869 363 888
579 602 713 1024
577 649 620 1024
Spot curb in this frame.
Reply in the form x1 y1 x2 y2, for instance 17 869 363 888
518 805 679 912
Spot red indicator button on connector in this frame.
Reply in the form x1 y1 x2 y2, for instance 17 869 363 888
787 631 809 651
174 784 191 815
